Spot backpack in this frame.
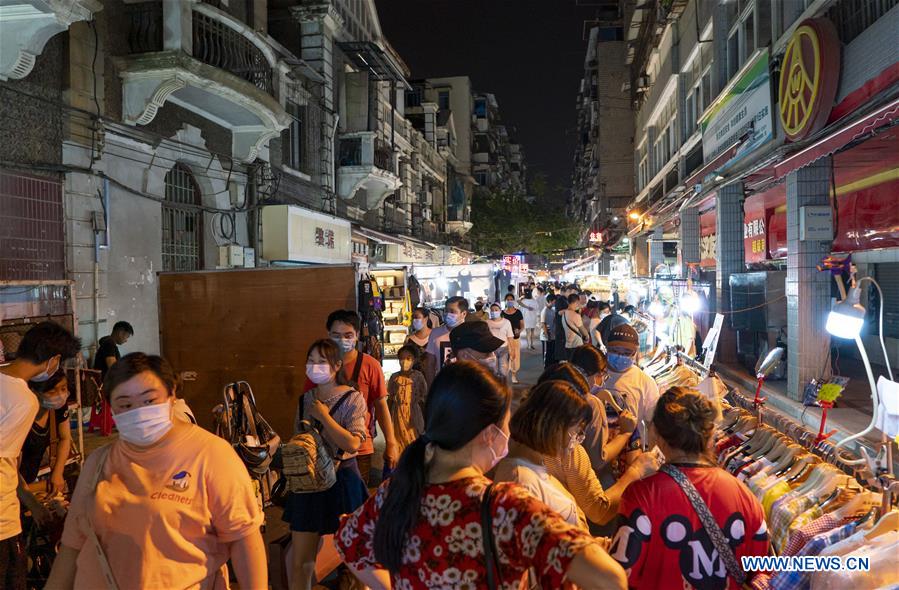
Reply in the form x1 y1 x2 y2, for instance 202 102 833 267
282 390 352 494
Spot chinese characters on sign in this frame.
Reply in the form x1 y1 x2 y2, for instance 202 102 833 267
589 231 603 244
700 233 717 265
744 217 767 262
315 227 336 249
502 254 522 276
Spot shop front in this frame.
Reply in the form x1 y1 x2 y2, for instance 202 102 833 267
261 205 352 265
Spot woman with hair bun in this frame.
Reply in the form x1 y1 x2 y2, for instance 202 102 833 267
336 361 627 590
609 386 768 590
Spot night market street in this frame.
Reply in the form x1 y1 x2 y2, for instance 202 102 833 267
2 1 898 589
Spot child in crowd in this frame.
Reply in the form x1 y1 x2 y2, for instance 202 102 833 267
386 345 428 453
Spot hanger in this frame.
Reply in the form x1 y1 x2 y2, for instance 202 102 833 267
864 510 899 540
832 490 878 521
785 455 820 483
771 445 803 476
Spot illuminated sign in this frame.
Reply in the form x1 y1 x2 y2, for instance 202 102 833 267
778 19 841 141
589 231 603 243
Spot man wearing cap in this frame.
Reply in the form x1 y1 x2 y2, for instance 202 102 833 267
602 324 659 460
447 321 505 377
426 296 470 381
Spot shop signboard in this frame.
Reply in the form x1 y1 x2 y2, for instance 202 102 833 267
502 254 522 275
778 19 841 142
261 205 351 264
386 241 437 264
700 49 773 170
744 215 768 262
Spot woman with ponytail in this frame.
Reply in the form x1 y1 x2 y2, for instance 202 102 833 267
609 386 768 589
336 361 627 590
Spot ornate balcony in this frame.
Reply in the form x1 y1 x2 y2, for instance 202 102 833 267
0 0 101 81
116 1 289 162
337 131 402 209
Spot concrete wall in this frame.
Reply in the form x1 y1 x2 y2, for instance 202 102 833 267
597 41 634 204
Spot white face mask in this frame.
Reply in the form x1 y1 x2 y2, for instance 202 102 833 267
114 402 173 446
333 337 357 354
445 312 461 328
412 318 425 331
484 424 509 470
306 363 333 384
41 389 68 410
31 357 60 383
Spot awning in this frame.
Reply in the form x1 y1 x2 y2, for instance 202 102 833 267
683 139 744 189
564 254 598 272
337 41 411 90
352 226 405 245
773 97 899 179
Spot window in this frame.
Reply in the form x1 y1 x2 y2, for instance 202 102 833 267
474 98 487 117
284 101 304 171
438 91 450 110
162 164 203 272
727 4 757 81
827 0 899 44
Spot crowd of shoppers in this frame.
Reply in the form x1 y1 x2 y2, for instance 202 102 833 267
0 284 772 590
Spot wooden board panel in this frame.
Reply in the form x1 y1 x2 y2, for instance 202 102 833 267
158 266 356 438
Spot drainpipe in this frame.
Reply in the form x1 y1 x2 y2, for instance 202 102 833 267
91 177 109 349
331 113 340 209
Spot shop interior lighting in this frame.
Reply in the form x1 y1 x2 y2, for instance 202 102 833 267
648 300 666 318
679 291 702 314
628 211 641 221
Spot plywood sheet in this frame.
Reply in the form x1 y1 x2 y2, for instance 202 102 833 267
158 266 356 438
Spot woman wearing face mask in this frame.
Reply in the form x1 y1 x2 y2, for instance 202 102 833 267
336 362 628 590
387 345 428 453
17 372 73 525
502 293 525 384
286 339 368 590
537 364 657 529
519 289 539 350
486 302 514 383
405 308 431 353
494 380 592 529
46 353 266 590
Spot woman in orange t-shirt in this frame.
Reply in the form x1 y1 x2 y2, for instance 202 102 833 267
46 353 266 590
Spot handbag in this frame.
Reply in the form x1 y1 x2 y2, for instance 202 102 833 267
660 464 747 585
480 484 501 590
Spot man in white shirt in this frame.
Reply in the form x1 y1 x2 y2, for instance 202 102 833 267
561 293 591 355
0 322 80 584
425 296 469 380
602 324 659 458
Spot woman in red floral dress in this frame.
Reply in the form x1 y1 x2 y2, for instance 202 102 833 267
336 361 627 590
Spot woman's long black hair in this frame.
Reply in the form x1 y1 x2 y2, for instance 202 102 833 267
373 361 511 573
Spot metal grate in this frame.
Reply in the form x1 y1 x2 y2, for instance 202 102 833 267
162 165 203 272
827 0 898 43
126 1 164 54
0 171 65 281
192 10 272 94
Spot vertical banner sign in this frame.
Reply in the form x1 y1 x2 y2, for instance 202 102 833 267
502 254 521 276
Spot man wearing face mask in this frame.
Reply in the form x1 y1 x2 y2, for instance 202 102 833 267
602 325 659 460
321 310 397 486
0 322 80 587
425 296 469 374
16 371 74 526
448 320 505 375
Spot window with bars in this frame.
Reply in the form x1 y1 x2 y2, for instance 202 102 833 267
162 164 203 272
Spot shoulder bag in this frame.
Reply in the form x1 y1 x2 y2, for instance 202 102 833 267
660 464 746 585
480 483 502 590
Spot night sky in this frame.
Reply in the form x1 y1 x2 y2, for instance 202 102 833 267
375 0 602 198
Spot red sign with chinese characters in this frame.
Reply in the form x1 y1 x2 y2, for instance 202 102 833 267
314 227 336 249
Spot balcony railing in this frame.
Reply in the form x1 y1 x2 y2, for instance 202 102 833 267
127 2 163 54
192 10 272 94
126 2 272 95
338 134 395 174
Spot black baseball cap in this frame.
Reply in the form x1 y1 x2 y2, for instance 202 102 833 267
449 321 505 353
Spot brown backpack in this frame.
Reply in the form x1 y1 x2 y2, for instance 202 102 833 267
282 391 352 493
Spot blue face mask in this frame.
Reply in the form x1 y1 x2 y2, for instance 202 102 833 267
505 301 515 309
607 352 635 373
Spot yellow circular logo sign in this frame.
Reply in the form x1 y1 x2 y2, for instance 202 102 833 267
778 19 840 142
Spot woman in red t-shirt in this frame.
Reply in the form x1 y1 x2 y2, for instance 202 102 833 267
610 387 769 590
336 361 627 590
